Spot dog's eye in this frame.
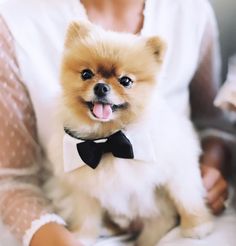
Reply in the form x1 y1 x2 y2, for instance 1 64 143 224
81 69 94 80
119 76 133 88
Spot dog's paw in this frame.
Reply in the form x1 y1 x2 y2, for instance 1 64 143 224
112 215 130 229
181 221 214 239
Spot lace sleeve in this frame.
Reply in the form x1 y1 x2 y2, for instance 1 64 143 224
0 16 65 245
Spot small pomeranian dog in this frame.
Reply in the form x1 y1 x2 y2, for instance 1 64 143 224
46 22 213 246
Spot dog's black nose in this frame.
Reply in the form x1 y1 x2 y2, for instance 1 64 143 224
94 83 110 97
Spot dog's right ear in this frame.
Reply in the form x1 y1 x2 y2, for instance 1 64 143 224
145 36 166 64
65 21 91 47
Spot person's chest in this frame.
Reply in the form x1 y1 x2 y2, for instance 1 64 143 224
0 0 204 149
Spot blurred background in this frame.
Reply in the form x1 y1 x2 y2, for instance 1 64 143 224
210 0 236 79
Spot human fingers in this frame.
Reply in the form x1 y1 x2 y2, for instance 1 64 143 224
210 192 228 215
207 177 228 205
201 165 220 191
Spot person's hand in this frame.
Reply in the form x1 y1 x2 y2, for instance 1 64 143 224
200 136 231 215
201 165 228 215
30 223 83 246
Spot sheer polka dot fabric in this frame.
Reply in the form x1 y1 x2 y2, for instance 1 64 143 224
0 17 51 242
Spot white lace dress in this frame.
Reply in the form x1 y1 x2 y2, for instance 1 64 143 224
0 16 65 246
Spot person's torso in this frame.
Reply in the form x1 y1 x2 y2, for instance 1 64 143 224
0 0 209 153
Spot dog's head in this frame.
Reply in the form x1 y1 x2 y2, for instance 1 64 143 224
61 22 165 137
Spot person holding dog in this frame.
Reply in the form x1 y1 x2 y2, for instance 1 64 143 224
0 0 234 246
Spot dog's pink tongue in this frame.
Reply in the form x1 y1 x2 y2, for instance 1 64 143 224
93 103 112 120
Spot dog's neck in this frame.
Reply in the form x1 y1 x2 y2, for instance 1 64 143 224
63 116 126 139
64 126 122 141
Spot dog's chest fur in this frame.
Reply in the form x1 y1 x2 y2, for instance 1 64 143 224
47 96 200 226
64 154 166 218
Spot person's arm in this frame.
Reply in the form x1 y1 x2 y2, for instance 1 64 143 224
189 2 231 214
0 16 82 246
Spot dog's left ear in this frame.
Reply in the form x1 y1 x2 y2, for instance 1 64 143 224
65 21 92 47
145 37 166 63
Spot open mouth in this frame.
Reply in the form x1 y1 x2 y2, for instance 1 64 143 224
85 100 128 121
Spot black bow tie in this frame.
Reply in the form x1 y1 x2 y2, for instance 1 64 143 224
64 128 134 169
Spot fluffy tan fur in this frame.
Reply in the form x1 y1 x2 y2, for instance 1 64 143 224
61 22 165 138
46 21 213 246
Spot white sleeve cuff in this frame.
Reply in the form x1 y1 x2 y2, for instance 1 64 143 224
23 213 66 246
199 128 236 143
